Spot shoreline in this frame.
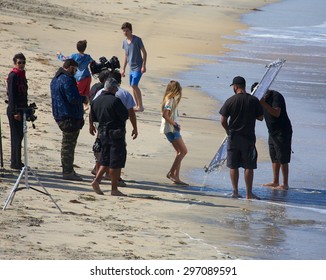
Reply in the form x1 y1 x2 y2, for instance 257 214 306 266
0 0 279 260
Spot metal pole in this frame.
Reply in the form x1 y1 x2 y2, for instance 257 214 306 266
0 116 4 177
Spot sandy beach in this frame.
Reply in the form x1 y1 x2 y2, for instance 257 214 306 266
0 0 276 260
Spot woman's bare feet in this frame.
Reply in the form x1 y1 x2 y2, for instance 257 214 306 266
166 172 176 182
173 180 189 186
166 172 188 185
91 179 104 195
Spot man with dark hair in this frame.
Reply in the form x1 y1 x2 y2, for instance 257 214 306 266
121 22 147 112
252 83 293 190
50 59 87 181
91 78 129 196
219 76 263 199
6 53 28 170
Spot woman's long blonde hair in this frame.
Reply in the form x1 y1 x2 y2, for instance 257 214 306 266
161 80 182 112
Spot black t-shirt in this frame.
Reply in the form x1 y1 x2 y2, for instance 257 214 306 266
90 91 129 130
89 82 103 102
219 92 263 141
263 90 292 135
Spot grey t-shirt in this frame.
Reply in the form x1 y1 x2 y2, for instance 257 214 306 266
122 35 144 72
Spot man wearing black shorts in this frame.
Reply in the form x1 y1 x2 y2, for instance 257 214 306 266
258 87 292 190
220 76 263 199
90 78 129 196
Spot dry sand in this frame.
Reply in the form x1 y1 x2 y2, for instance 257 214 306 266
0 0 273 259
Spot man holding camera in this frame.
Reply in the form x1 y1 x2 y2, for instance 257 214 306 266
6 53 28 170
50 59 87 181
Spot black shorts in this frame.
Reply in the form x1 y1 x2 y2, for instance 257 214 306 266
227 134 258 169
99 134 127 169
268 131 292 164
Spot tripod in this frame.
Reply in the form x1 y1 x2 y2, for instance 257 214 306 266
3 111 62 213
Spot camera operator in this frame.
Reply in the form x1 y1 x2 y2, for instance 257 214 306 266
50 59 86 181
6 53 28 170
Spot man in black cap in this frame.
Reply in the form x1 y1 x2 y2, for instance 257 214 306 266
219 76 263 199
90 78 129 196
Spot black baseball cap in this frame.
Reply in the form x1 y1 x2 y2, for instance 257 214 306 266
230 76 246 87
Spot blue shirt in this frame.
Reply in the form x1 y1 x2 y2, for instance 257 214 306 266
58 53 93 81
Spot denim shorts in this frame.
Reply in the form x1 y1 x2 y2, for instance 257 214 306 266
129 71 142 86
165 131 181 143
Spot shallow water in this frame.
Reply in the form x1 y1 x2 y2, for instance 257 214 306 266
175 0 326 259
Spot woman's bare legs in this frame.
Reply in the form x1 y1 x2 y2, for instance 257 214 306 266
166 137 188 184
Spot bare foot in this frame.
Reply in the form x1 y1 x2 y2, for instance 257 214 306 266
91 179 104 195
166 172 176 183
247 193 260 200
134 106 144 112
262 182 279 188
173 180 189 186
275 184 289 190
111 189 127 196
231 192 243 199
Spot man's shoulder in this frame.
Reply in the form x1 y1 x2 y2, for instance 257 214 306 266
116 87 131 96
58 72 74 83
245 93 260 103
268 90 284 101
94 92 116 101
133 35 143 43
7 71 16 77
224 94 237 103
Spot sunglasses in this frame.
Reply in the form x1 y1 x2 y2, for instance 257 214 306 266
17 60 26 65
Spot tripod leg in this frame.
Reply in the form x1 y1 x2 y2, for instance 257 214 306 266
2 167 25 210
29 169 63 214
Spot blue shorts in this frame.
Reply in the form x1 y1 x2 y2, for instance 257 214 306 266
129 71 142 86
165 131 181 143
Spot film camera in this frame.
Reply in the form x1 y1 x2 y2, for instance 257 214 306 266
24 102 38 123
90 56 120 76
15 103 38 129
11 103 38 129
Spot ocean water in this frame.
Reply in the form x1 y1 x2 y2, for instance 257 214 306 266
176 0 326 259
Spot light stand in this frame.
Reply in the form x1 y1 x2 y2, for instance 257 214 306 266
3 111 62 213
0 116 4 177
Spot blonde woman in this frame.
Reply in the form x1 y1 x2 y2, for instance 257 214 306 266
160 81 188 185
